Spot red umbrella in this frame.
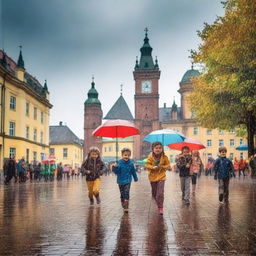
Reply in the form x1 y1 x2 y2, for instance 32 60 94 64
92 119 140 161
168 137 205 151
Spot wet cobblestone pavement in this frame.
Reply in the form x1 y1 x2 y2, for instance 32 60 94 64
0 172 256 256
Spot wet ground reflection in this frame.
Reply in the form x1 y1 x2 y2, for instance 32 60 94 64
0 172 256 255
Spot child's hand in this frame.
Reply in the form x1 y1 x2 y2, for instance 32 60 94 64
134 178 138 182
153 166 159 170
85 170 91 174
186 164 190 168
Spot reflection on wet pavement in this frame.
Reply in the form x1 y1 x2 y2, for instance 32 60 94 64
0 172 256 255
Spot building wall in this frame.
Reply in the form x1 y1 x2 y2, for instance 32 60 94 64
0 70 51 169
49 144 83 168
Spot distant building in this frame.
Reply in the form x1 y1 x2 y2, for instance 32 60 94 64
84 30 246 162
50 122 83 168
0 49 52 167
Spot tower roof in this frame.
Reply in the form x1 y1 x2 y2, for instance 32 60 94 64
136 28 157 70
171 98 178 112
104 94 134 121
84 78 101 106
17 46 25 69
181 65 200 83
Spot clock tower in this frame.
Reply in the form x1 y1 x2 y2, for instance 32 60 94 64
133 29 161 159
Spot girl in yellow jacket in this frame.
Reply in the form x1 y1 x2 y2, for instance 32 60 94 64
146 142 170 215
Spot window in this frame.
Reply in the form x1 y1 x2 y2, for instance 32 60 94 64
193 127 198 135
170 155 174 163
219 139 224 146
104 147 107 152
207 140 212 147
219 129 224 135
40 153 45 161
9 122 15 136
10 96 16 110
229 129 235 134
206 129 212 135
33 151 37 161
240 139 243 145
33 128 37 141
240 152 244 158
26 103 29 116
9 148 16 158
26 126 29 139
229 153 234 160
26 149 29 163
41 111 44 123
49 148 55 155
108 146 112 152
40 131 43 144
34 107 37 120
230 139 235 147
63 148 68 158
207 153 212 158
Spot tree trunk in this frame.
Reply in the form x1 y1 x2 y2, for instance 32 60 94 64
247 112 256 156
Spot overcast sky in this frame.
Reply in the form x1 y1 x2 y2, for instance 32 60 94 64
0 0 224 138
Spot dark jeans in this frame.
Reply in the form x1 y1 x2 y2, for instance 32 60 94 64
150 180 165 208
5 171 16 183
191 173 197 185
218 178 230 200
119 183 131 201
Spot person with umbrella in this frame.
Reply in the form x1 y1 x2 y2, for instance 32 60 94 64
81 146 104 205
145 142 170 215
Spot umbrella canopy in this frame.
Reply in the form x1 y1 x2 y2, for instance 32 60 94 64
92 119 139 138
144 129 185 146
168 137 205 151
236 144 248 151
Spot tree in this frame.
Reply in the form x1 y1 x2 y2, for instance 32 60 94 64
190 0 256 156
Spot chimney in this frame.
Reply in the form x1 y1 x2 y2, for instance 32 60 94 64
59 121 63 126
164 103 166 108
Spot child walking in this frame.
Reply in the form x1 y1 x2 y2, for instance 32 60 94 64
175 146 192 205
81 147 104 205
146 142 170 215
113 148 138 213
190 150 202 195
214 146 235 203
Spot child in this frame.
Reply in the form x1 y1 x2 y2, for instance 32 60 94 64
81 147 104 205
190 150 202 195
113 148 138 213
175 146 192 205
214 146 235 203
146 142 170 215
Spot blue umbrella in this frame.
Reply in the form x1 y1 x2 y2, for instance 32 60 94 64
144 129 185 146
236 144 248 151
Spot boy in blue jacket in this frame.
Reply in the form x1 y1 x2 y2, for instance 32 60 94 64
113 148 138 212
214 146 235 203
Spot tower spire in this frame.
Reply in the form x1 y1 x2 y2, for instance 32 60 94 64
120 84 123 95
17 45 25 69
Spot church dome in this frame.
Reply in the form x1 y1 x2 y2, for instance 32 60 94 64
84 81 101 105
181 67 200 83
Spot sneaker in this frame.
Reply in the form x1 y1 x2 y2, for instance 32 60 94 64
219 194 223 202
95 195 101 204
158 208 164 215
90 198 94 205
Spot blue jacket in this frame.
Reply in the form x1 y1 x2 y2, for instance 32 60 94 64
214 157 234 179
113 159 138 185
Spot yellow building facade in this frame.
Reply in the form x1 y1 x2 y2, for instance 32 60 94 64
102 137 134 160
49 123 83 168
0 50 52 169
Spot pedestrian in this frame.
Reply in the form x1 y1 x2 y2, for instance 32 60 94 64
113 148 138 213
214 146 235 204
146 142 170 214
81 146 104 205
27 163 34 182
175 146 192 205
4 157 17 184
233 157 239 177
17 157 26 182
249 154 256 178
56 162 63 181
238 156 246 177
190 150 202 195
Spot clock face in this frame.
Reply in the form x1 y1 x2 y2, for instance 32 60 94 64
141 80 152 93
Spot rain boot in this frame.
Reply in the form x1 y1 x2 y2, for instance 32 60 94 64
123 200 129 213
89 197 94 205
